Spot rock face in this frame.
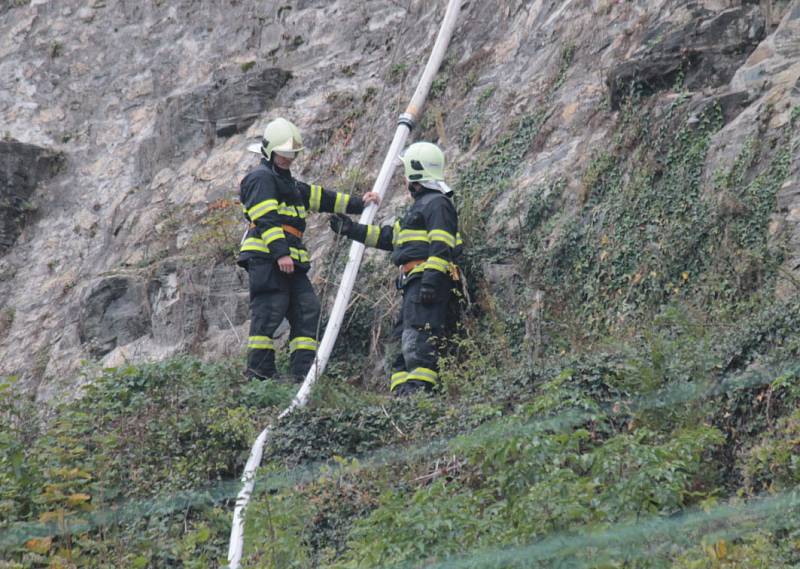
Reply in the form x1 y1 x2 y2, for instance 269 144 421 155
0 140 62 253
0 0 798 399
79 275 150 358
606 5 766 109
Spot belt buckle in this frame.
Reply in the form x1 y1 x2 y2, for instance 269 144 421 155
396 267 407 290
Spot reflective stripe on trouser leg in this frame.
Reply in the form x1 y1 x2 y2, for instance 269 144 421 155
406 367 438 385
247 259 290 378
289 336 319 352
287 273 322 378
387 337 408 392
247 336 275 378
390 371 409 391
397 278 447 391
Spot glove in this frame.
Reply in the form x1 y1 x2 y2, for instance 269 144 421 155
329 214 353 236
418 284 436 304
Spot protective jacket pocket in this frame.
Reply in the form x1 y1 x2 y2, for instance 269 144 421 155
247 258 284 295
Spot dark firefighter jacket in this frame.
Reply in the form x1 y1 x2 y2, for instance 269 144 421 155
348 188 462 289
238 158 366 271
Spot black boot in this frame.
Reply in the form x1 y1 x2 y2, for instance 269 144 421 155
393 380 432 397
243 368 271 381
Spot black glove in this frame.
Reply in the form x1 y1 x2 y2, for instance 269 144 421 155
418 284 436 304
329 214 353 236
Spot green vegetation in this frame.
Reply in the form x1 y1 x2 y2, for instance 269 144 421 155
387 63 408 81
0 359 293 567
2 51 799 569
188 199 242 264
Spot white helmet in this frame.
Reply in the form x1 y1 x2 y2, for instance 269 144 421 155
399 141 453 195
247 117 304 159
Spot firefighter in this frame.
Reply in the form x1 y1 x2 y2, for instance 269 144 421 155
329 142 461 396
239 117 379 381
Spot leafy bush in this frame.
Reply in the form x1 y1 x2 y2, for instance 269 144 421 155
0 358 291 567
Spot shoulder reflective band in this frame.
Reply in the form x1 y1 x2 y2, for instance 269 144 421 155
407 367 438 385
390 371 409 390
365 225 380 247
428 229 457 247
261 226 286 245
425 256 450 273
309 184 323 211
247 199 279 221
289 337 319 352
334 192 351 214
241 237 269 253
248 335 275 350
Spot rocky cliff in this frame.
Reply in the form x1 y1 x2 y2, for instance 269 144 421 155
1 0 798 401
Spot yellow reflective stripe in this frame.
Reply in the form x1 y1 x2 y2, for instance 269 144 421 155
309 184 323 211
247 199 279 221
289 247 310 263
278 203 299 217
428 229 457 248
407 367 437 385
365 224 380 248
390 371 409 391
396 229 429 245
296 205 307 219
248 335 275 350
289 336 319 352
333 192 351 214
425 256 451 273
261 226 286 245
392 220 401 246
456 232 463 246
241 237 269 253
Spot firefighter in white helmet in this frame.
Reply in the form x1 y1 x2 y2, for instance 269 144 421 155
238 117 379 381
330 141 462 396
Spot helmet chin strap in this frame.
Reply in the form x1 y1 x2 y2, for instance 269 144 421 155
418 180 454 197
407 181 424 196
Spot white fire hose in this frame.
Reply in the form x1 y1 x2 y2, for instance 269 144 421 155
227 1 462 566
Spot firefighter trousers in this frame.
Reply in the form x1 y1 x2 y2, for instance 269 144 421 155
389 274 457 392
246 257 321 379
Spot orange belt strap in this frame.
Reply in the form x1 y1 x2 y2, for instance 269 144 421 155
248 223 303 239
282 224 303 238
401 259 425 274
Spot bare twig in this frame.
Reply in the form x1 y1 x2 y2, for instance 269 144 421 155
381 404 407 438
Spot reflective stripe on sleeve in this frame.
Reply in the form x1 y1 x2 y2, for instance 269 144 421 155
428 229 457 248
365 225 380 247
391 220 401 247
247 199 279 221
262 226 286 245
289 336 319 352
248 335 275 350
309 184 323 211
333 192 351 214
289 247 310 263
